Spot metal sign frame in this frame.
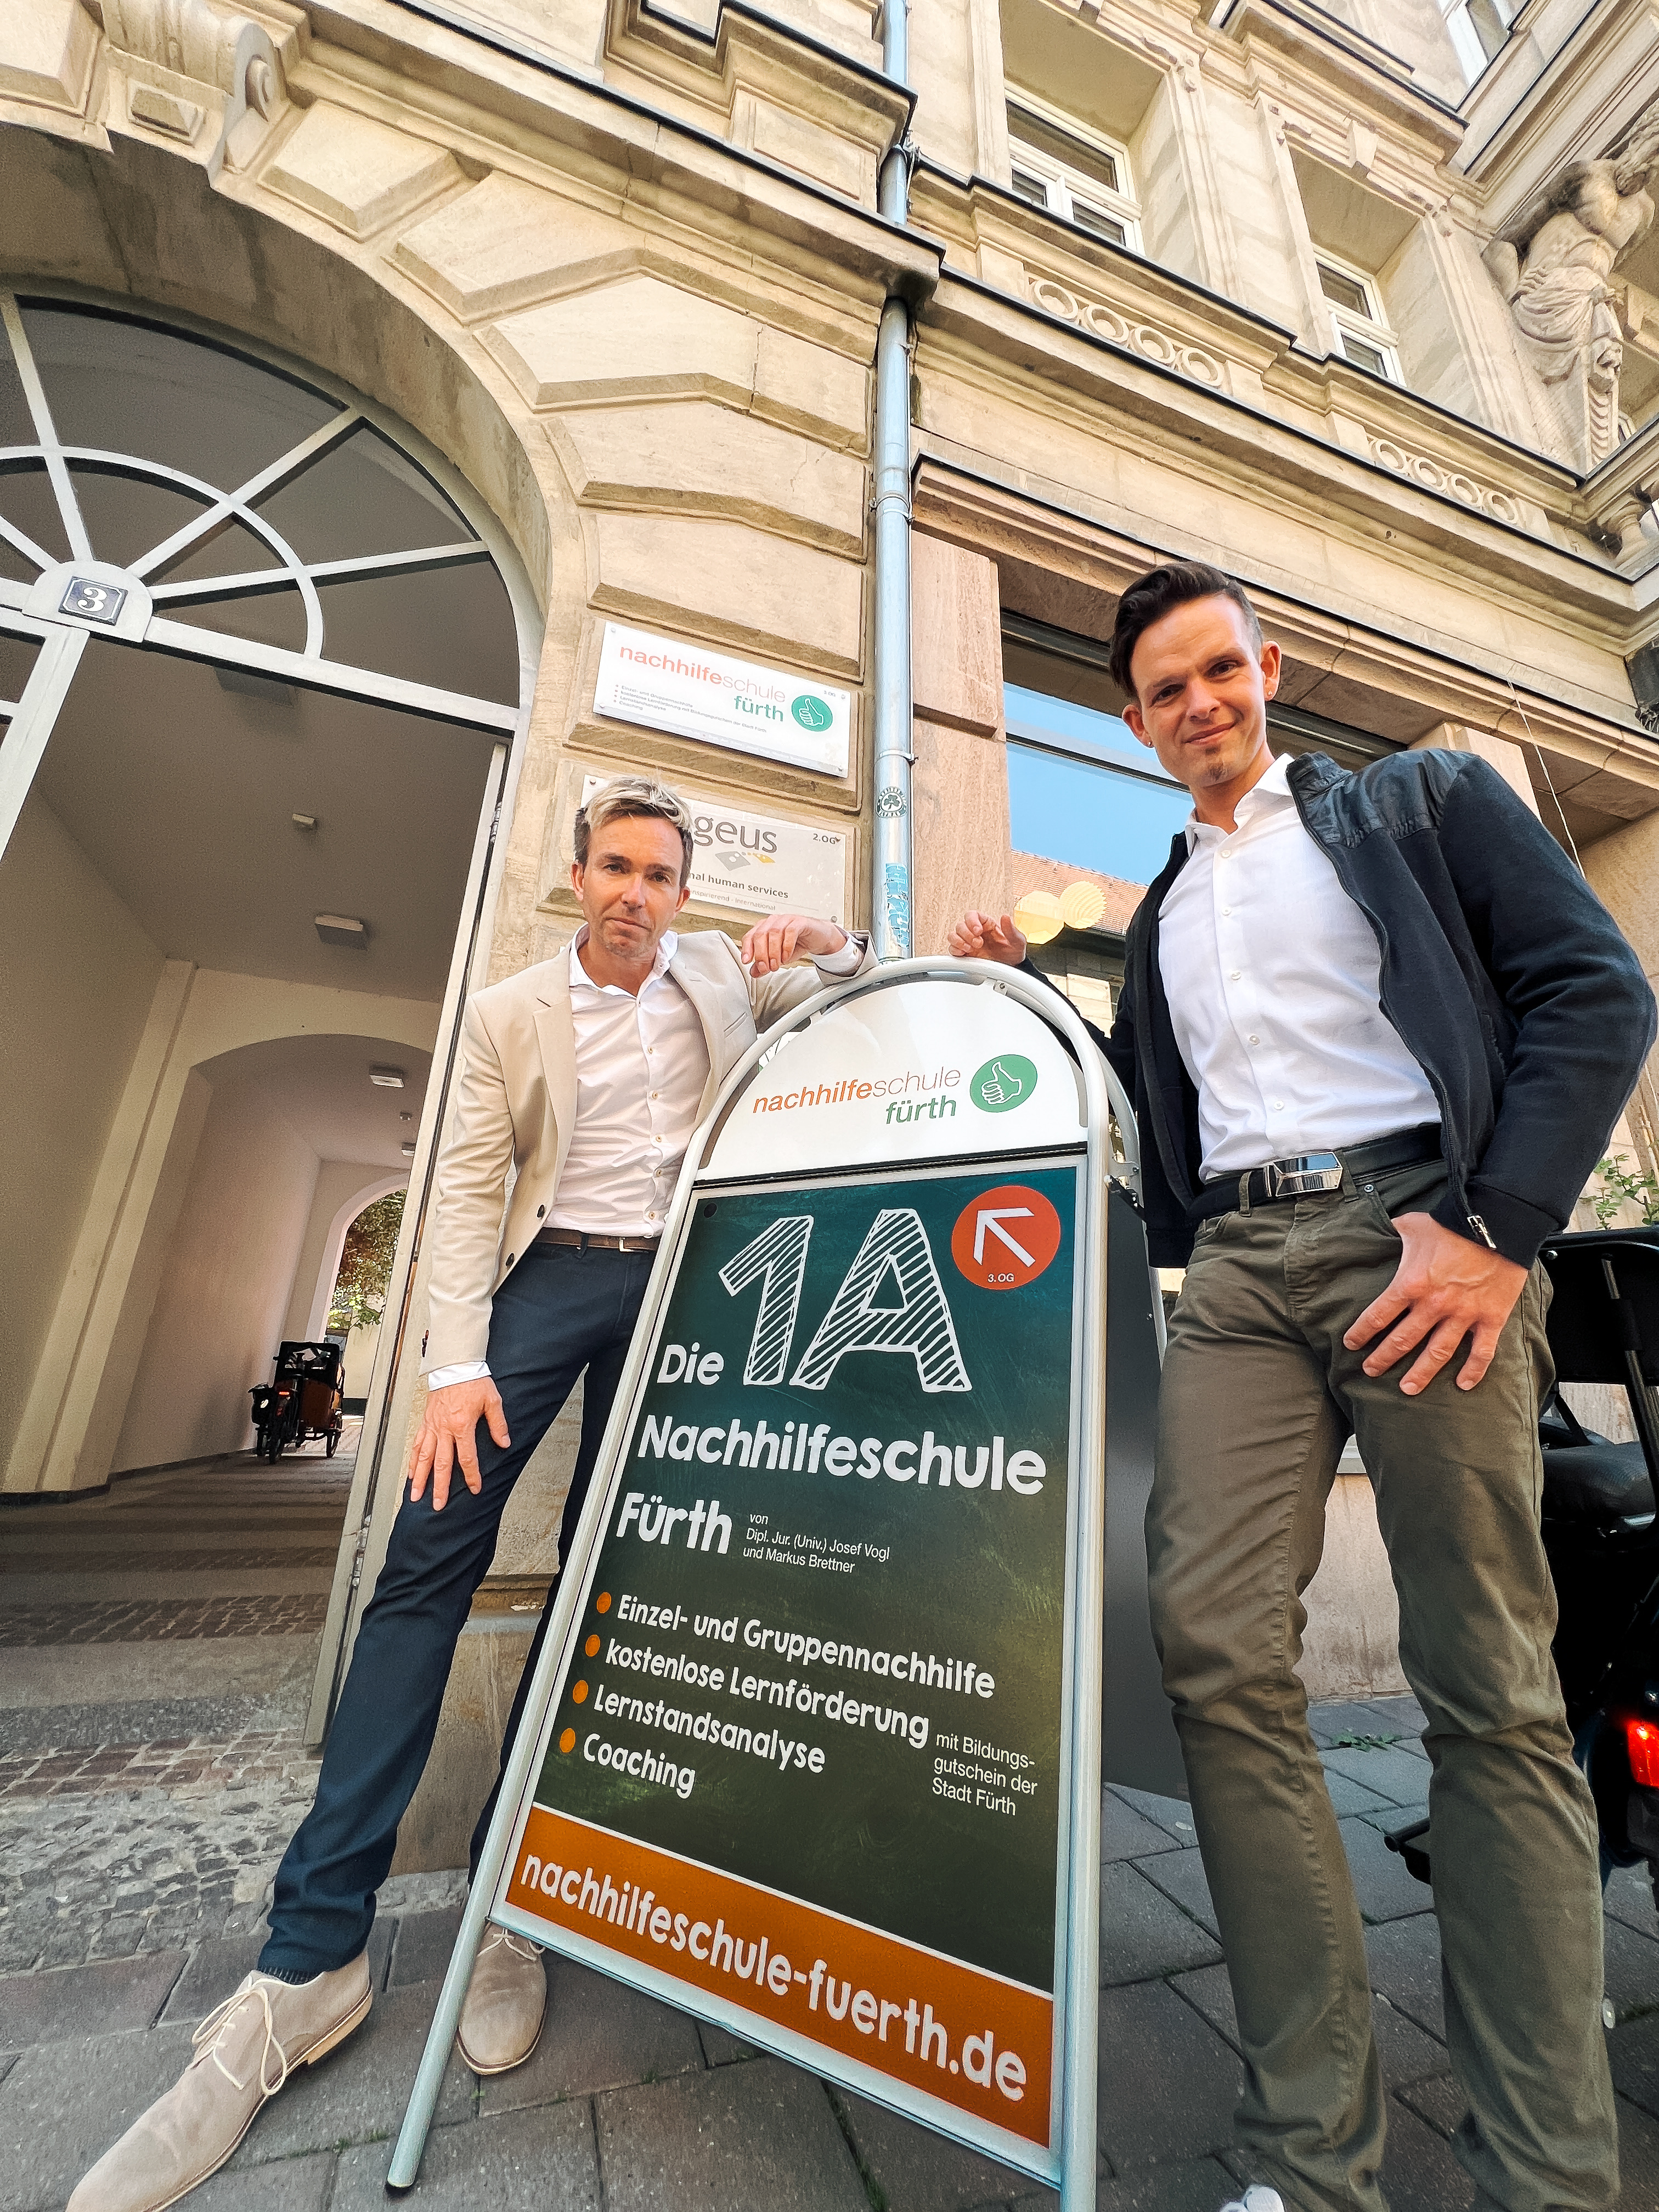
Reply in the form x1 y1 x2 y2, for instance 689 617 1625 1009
389 957 1139 2203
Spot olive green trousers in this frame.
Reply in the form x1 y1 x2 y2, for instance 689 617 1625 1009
1149 1162 1617 2212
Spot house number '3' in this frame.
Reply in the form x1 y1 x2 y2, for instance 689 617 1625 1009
60 577 127 624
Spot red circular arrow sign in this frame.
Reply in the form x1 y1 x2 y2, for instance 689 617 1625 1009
950 1184 1063 1291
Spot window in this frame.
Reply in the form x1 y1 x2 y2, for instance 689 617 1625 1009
1315 254 1403 383
1006 95 1142 254
1441 0 1514 83
1005 684 1191 888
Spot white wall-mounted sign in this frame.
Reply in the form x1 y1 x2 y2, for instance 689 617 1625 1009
581 777 848 926
594 622 851 778
706 976 1085 1176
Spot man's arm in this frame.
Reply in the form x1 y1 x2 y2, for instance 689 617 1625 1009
409 997 516 1509
737 913 876 1027
1345 757 1656 1395
946 909 1138 1088
1428 758 1656 1262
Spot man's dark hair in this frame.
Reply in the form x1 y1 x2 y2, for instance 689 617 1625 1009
1108 562 1263 696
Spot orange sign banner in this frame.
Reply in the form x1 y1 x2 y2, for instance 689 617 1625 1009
504 1803 1053 2147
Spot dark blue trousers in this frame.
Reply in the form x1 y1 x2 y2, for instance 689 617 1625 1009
259 1242 654 1979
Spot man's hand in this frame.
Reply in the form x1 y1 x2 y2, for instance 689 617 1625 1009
740 913 849 975
947 911 1028 967
409 1379 510 1511
1343 1212 1528 1395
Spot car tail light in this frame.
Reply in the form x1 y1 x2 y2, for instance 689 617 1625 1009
1626 1714 1659 1788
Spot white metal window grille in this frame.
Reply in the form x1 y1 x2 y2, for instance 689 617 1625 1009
0 293 526 737
1314 256 1404 383
1006 96 1142 253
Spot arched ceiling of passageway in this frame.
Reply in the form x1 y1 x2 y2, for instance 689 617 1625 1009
193 1033 434 1173
27 637 498 997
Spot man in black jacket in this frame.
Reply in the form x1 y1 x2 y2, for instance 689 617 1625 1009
951 562 1655 2212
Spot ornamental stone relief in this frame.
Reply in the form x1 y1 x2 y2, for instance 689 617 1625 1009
1026 276 1227 392
1366 437 1520 525
1485 103 1659 474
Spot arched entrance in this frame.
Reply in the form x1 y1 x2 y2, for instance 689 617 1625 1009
0 288 534 1505
0 282 541 1766
318 1180 411 1417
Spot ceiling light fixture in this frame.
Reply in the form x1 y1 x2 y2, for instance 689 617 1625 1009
400 1141 417 1157
292 812 317 831
315 913 368 949
370 1066 406 1088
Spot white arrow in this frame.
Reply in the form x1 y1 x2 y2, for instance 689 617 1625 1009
974 1207 1035 1267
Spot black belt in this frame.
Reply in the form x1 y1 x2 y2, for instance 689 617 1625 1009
537 1227 662 1254
1190 1122 1442 1224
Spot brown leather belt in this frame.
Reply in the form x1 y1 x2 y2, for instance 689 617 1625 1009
537 1226 662 1254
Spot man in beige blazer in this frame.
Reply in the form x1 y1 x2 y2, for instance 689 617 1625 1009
71 776 873 2212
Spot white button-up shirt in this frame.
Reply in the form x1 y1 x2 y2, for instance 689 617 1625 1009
1156 753 1439 1181
546 927 709 1241
427 924 865 1387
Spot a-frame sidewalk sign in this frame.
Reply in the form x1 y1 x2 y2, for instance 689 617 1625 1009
389 957 1153 2205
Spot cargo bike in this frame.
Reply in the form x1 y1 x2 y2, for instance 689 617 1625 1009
249 1339 346 1462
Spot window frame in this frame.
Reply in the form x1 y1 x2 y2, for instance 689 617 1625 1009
1313 251 1405 385
1440 0 1515 84
1005 93 1143 256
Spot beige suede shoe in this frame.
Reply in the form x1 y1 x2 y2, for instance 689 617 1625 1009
457 1927 548 2074
67 1955 372 2212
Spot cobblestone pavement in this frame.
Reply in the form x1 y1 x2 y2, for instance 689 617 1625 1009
0 1549 344 1577
4 1694 1658 2212
0 1597 330 1645
0 1731 313 1804
0 1729 323 1976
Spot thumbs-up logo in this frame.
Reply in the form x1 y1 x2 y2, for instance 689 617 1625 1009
970 1054 1038 1114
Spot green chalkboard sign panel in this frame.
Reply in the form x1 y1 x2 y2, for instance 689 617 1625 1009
528 1157 1082 1996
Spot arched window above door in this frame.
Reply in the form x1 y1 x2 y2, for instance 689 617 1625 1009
0 294 523 717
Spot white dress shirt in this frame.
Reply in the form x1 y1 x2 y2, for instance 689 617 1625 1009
1156 753 1439 1182
546 926 712 1243
428 926 865 1387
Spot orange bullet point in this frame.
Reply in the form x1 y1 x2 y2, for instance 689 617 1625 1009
585 1634 600 1657
558 1728 575 1753
596 1592 612 1613
572 1680 589 1703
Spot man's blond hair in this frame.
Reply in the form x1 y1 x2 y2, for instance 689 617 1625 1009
574 776 696 885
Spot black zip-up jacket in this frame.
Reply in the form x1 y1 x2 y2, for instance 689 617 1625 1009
1030 748 1656 1272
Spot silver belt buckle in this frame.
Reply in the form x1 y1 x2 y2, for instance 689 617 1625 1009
1263 1152 1344 1198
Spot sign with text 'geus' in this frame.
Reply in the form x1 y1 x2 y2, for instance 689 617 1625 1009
488 976 1104 2183
593 620 851 777
579 774 847 926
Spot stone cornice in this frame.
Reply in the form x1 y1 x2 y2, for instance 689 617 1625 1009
910 184 1606 539
915 267 1638 632
1454 0 1659 202
0 0 936 304
1208 0 1465 159
289 1 939 300
600 0 911 195
912 455 1659 821
912 161 1295 364
1584 415 1659 578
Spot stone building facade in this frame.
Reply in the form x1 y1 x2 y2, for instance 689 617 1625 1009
3 0 1658 1831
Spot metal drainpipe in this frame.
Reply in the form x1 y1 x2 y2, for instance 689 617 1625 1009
871 0 914 958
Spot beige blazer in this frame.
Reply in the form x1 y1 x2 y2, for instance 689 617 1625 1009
421 928 877 1373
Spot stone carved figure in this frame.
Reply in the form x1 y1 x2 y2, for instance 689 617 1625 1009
1485 106 1659 472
